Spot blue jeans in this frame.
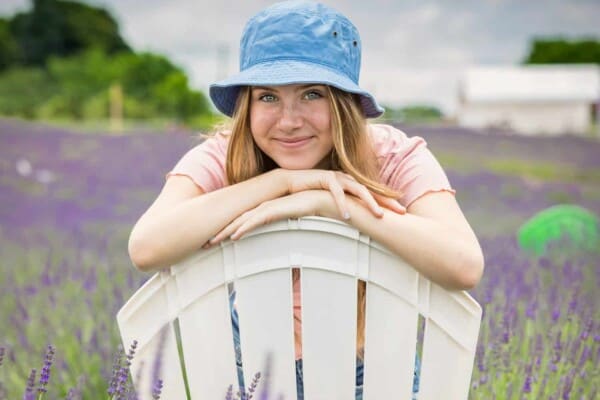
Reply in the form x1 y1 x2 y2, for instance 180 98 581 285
229 290 420 399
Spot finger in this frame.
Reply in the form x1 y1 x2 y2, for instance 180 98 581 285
333 173 383 217
231 211 272 240
354 183 383 217
375 194 406 214
326 174 351 219
211 214 249 244
344 182 383 217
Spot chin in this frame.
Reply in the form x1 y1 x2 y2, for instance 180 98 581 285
275 159 318 170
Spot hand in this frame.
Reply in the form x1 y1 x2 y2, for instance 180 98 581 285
205 190 330 248
281 169 406 219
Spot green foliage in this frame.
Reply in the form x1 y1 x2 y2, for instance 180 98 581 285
0 66 57 118
0 48 212 122
8 0 130 67
44 49 119 119
0 18 20 70
382 104 444 123
523 37 600 64
0 1 211 125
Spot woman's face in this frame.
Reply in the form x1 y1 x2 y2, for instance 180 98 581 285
249 84 334 170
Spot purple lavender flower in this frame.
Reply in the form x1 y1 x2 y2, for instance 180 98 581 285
151 379 163 400
108 344 125 397
579 318 592 340
246 372 261 399
114 340 138 399
37 344 55 395
23 368 36 400
225 384 234 400
522 374 532 393
562 372 574 399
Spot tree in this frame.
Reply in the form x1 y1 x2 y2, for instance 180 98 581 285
0 67 57 118
523 37 600 64
9 0 130 67
0 18 20 70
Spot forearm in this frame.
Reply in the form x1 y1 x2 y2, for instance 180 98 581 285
323 194 484 291
129 169 288 272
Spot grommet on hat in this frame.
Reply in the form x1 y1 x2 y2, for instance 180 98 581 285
209 0 384 118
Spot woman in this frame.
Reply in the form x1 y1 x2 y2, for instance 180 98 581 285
128 1 484 398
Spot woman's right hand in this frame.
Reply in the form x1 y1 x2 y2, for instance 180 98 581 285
278 169 406 220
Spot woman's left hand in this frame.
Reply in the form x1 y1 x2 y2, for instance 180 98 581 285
205 190 334 247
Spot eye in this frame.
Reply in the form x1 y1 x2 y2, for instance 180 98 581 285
304 90 323 100
258 93 277 102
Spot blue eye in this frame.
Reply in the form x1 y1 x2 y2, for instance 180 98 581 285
259 94 277 102
304 90 323 100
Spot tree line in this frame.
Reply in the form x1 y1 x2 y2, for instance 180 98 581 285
0 1 597 125
0 0 211 124
523 37 600 65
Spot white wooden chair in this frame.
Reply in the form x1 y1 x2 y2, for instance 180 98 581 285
117 217 482 399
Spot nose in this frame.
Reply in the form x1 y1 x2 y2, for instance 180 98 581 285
277 101 303 132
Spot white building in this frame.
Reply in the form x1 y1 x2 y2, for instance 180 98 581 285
457 64 600 136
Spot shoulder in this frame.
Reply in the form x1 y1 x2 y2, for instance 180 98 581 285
367 123 426 158
166 130 232 193
180 130 231 161
200 130 231 154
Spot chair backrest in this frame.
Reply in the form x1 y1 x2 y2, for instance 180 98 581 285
117 217 482 400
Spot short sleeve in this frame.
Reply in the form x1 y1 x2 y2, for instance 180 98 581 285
370 124 456 207
165 132 229 193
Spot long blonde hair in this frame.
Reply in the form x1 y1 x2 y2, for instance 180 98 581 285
225 85 401 361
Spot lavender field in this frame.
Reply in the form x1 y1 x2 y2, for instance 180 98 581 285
0 118 599 399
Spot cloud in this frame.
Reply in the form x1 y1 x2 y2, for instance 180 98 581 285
2 0 599 115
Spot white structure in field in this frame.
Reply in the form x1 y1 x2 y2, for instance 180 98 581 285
457 64 600 136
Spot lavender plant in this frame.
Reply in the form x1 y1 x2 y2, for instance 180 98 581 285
1 119 598 398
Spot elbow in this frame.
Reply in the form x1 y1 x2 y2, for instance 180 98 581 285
457 246 485 290
128 233 161 273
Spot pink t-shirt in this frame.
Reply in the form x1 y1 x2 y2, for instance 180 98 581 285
166 123 455 360
167 123 455 207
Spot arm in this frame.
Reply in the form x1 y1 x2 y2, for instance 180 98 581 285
216 189 483 291
128 168 394 272
340 191 484 290
128 169 288 272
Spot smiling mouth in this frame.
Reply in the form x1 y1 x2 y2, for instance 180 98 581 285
276 137 312 143
274 137 313 147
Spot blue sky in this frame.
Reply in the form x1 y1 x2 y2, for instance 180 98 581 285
2 0 599 115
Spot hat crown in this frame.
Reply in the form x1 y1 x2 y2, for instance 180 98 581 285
240 1 361 83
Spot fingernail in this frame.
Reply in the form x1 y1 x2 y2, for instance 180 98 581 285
377 207 384 215
344 212 351 220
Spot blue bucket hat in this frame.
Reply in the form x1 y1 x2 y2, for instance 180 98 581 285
209 0 384 118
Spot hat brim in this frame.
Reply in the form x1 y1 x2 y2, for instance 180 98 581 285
209 60 384 118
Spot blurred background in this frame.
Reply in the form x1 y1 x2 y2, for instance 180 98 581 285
0 1 599 399
0 0 599 134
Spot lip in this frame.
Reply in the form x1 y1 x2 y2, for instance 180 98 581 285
273 136 313 148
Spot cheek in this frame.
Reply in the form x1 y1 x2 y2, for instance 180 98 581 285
313 107 332 132
250 108 275 137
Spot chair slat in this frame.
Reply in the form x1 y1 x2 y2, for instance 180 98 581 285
418 319 478 400
363 283 419 399
235 269 297 399
417 284 481 400
128 324 186 400
178 285 239 398
117 274 187 399
302 268 357 400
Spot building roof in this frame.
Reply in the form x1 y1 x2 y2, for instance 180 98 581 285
461 64 600 103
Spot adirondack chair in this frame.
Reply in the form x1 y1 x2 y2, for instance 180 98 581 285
117 216 482 400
